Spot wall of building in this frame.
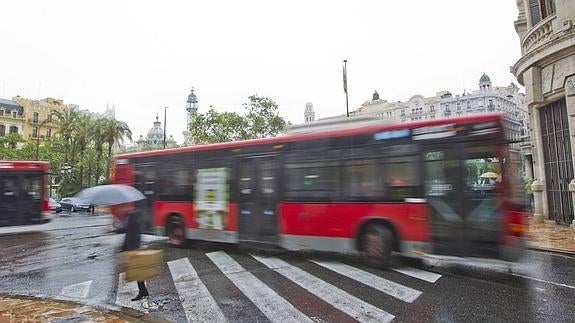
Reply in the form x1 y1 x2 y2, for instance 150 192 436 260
14 97 66 141
513 0 575 225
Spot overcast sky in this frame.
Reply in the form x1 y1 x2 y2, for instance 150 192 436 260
0 0 521 143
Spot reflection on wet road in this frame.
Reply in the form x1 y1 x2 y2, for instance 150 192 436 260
0 216 574 322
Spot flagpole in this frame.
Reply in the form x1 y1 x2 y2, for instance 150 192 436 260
344 59 349 117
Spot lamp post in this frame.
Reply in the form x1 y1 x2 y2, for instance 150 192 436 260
163 106 168 149
59 163 72 198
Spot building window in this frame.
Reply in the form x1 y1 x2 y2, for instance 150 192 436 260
530 0 556 26
33 112 39 123
400 110 405 117
12 111 17 118
9 126 18 134
47 113 52 123
467 101 471 110
0 110 3 116
32 127 38 138
457 102 461 111
430 105 435 112
46 128 52 138
0 125 5 136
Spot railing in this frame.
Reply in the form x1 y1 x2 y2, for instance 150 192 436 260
522 15 556 54
0 114 24 120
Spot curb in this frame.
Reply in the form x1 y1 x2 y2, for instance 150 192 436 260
527 246 575 257
0 294 170 323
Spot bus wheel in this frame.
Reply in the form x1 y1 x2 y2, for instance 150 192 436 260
361 225 393 268
166 216 185 247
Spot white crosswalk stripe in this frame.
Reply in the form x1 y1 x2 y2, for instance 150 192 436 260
392 266 442 283
207 251 313 323
107 252 440 322
252 254 395 323
60 280 92 299
167 257 227 323
311 260 422 302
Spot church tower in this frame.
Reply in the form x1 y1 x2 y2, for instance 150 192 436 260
304 102 315 123
183 87 198 146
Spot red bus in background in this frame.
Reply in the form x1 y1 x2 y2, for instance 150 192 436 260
0 161 52 226
112 114 527 267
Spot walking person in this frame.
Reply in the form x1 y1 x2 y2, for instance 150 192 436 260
114 202 149 301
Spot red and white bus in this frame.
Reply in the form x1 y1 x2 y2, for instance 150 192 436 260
0 161 52 226
113 114 527 266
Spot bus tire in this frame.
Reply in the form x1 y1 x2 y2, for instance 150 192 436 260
361 224 393 268
166 216 186 247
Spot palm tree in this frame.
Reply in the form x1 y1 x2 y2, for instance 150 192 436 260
52 108 79 164
91 118 107 185
103 118 132 180
75 114 93 190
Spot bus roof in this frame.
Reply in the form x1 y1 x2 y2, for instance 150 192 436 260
0 161 50 171
116 113 504 160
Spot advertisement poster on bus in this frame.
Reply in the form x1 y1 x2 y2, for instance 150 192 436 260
195 168 228 230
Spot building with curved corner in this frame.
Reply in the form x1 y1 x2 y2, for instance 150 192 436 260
512 0 575 226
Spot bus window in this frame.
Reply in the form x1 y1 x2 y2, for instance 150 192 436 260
383 155 421 200
343 160 386 201
284 161 340 201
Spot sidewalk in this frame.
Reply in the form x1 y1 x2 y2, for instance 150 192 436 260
528 219 575 254
0 295 167 323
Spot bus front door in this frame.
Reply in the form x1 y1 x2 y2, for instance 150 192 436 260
134 165 157 233
425 144 504 258
424 146 466 256
237 156 279 244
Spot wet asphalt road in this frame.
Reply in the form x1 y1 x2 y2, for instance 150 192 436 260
0 215 574 322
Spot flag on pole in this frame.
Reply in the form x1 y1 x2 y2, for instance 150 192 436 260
343 63 348 94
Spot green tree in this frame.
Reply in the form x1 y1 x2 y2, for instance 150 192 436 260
103 118 132 180
75 114 93 190
91 118 107 185
243 95 289 139
0 133 25 150
52 108 79 163
189 95 289 144
190 108 248 144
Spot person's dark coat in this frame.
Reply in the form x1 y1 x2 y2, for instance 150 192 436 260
121 210 142 252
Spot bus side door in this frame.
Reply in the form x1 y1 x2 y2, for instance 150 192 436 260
424 144 466 256
237 156 279 244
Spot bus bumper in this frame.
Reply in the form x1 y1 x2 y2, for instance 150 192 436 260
41 211 53 223
500 236 525 262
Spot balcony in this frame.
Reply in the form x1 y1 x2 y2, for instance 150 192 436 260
521 15 556 54
0 114 24 121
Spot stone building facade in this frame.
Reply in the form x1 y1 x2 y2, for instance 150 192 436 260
0 98 25 138
313 74 529 148
512 0 575 226
304 102 315 123
125 115 176 152
13 96 66 141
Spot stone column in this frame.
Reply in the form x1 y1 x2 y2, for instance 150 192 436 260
529 102 548 223
565 76 575 228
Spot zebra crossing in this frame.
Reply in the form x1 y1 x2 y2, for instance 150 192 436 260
56 251 442 322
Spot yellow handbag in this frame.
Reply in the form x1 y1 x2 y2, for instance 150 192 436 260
119 249 163 282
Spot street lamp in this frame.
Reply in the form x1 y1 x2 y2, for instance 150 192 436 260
59 163 72 198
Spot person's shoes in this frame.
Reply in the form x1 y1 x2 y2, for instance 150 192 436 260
131 291 149 301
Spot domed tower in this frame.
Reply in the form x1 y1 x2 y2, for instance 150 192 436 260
479 73 492 91
146 114 165 149
183 87 199 146
304 102 315 123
